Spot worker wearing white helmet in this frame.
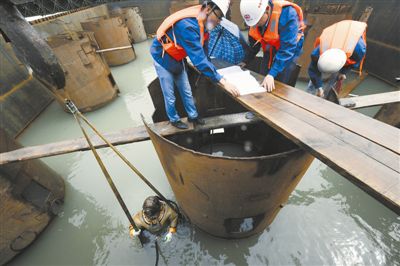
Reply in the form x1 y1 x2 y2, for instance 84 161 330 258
239 0 305 92
307 20 367 98
151 0 239 130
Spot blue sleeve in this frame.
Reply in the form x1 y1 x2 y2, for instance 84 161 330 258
350 37 366 68
174 20 223 83
268 6 300 78
308 46 323 88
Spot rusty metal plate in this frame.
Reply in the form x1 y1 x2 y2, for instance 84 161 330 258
144 119 313 238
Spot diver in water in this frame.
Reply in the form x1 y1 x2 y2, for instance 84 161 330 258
129 196 178 243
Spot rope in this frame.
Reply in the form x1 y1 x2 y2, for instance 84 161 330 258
36 75 185 247
155 239 160 266
75 111 178 212
66 100 144 246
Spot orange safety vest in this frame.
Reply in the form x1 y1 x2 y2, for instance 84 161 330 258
248 0 305 68
156 5 206 61
315 20 367 75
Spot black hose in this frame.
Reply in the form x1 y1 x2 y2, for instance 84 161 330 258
155 239 159 266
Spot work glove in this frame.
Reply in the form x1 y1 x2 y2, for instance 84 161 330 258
129 228 141 238
261 74 275 92
163 232 173 243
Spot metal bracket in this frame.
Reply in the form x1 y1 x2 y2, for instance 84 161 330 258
65 99 79 114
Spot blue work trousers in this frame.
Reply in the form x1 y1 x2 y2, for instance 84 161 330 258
154 61 198 122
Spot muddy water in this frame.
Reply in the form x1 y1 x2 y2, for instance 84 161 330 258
11 40 399 265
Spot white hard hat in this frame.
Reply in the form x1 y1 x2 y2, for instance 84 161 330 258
240 0 269 27
211 0 231 17
318 48 347 74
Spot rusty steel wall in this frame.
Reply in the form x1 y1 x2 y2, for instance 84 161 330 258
30 4 110 39
0 35 54 138
145 121 314 238
107 0 172 34
110 7 147 43
0 129 64 264
48 32 119 112
81 16 136 66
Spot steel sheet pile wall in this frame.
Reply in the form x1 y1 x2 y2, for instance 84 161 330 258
0 35 53 138
81 17 136 66
0 129 64 264
30 4 110 39
107 0 171 34
110 7 147 43
47 32 119 112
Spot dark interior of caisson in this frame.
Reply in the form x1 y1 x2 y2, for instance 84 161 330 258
167 122 299 158
148 62 301 157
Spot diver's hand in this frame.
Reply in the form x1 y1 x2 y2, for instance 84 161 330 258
220 78 240 97
163 232 173 243
129 228 141 238
261 74 275 92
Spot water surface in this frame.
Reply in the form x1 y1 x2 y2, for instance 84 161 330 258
12 40 400 266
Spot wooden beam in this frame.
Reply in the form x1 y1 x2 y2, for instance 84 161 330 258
211 61 400 214
231 89 400 214
0 113 258 165
339 91 400 109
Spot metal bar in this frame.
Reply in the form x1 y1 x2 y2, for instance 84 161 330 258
96 45 133 53
0 113 259 165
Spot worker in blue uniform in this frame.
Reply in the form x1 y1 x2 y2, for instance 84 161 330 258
151 0 239 130
208 18 248 65
240 0 305 92
307 20 367 98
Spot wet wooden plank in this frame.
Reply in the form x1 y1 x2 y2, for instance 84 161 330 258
255 91 400 174
339 91 400 109
235 92 400 214
210 61 400 214
271 85 400 155
214 58 399 154
0 113 258 165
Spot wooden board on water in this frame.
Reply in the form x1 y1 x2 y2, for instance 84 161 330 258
340 91 400 109
0 113 258 165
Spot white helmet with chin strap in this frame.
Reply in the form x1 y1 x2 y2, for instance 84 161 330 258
240 0 270 27
317 48 347 74
210 0 231 17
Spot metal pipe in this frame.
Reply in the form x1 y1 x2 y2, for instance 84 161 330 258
96 45 133 53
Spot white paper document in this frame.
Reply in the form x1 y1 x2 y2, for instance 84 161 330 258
217 66 266 96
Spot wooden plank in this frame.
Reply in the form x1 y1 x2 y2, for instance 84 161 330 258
222 58 399 154
0 113 259 165
209 61 400 213
270 83 400 155
236 92 400 214
254 91 400 174
339 91 400 109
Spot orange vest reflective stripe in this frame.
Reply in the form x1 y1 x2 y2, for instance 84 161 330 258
248 0 305 68
315 20 367 74
156 5 205 61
